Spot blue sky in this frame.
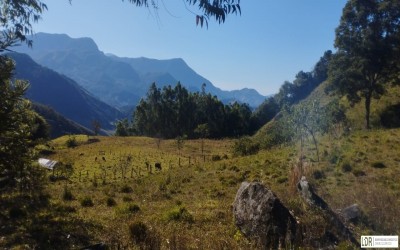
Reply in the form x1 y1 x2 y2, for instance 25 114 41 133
33 0 347 96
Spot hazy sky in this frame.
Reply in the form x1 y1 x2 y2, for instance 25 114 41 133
32 0 347 96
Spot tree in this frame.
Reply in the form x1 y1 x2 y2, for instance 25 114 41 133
0 56 44 190
115 118 130 136
194 123 209 155
329 0 400 129
91 119 101 135
125 0 241 27
288 100 325 162
0 0 47 51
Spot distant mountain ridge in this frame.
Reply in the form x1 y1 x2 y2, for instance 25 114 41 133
15 33 266 108
8 53 124 132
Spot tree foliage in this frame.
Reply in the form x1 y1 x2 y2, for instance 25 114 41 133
253 50 332 129
0 0 47 50
275 50 332 108
122 82 254 139
0 56 48 190
328 0 400 129
125 0 241 27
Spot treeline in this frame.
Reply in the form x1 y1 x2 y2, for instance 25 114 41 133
252 50 332 128
116 50 334 139
115 83 256 138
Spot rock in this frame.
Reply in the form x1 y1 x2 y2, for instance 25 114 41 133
232 182 297 248
341 204 361 223
297 176 328 209
297 176 360 248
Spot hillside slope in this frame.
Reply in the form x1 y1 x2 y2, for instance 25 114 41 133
254 79 400 144
32 103 94 138
9 53 124 131
3 127 398 248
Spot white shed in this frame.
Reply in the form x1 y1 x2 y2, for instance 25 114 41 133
38 158 58 170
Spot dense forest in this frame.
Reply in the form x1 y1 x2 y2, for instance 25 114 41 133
116 82 255 138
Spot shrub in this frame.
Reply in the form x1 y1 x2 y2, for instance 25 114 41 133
80 196 94 207
129 221 148 244
106 197 117 207
329 148 341 164
232 137 260 156
371 162 386 169
164 206 194 223
276 176 288 184
211 155 221 161
120 184 133 193
127 203 140 213
380 104 400 128
122 196 133 202
66 135 77 148
341 161 352 172
62 186 74 201
352 169 366 177
312 170 325 180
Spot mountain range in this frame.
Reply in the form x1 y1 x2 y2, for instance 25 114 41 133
14 33 266 108
9 53 123 133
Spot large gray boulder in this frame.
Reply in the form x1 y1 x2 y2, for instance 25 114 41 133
232 182 297 249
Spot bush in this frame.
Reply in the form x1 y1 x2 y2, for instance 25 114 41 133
341 161 352 172
129 221 148 244
127 203 140 213
211 155 221 161
80 196 94 207
352 169 366 177
62 186 74 201
164 206 194 223
66 135 77 148
371 162 386 169
232 137 260 157
276 176 288 184
106 197 117 207
312 170 325 180
380 104 400 128
120 184 133 193
122 196 133 202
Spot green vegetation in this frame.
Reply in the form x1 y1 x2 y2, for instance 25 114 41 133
1 0 400 249
80 196 94 207
117 82 255 138
328 0 400 129
1 125 397 248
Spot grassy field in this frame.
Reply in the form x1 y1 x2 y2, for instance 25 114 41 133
1 126 400 249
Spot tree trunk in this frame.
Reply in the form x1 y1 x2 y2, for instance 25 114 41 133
310 130 320 162
365 91 372 129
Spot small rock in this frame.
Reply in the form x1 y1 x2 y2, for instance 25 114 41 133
341 204 360 223
297 176 328 209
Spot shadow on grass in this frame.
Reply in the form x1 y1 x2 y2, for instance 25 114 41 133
0 191 98 249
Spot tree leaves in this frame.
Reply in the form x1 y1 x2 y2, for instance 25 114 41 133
329 0 400 128
132 82 252 139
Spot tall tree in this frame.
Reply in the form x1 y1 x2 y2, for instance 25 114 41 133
0 57 39 190
1 0 50 191
329 0 400 129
